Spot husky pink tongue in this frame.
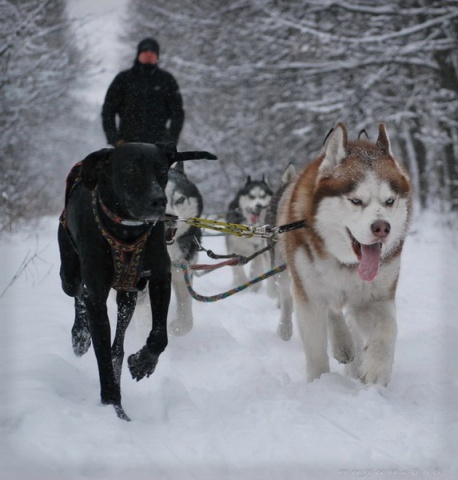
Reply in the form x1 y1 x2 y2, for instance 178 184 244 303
358 243 382 282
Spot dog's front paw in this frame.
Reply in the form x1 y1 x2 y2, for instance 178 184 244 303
72 324 91 357
332 340 355 365
128 346 158 381
359 340 395 386
360 358 392 387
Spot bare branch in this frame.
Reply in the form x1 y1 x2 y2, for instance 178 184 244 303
0 240 50 300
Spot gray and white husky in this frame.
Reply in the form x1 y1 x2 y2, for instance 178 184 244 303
164 162 203 335
225 176 273 291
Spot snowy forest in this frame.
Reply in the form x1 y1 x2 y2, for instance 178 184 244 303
1 0 457 232
1 3 458 477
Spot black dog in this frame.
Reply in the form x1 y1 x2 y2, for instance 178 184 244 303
58 143 216 420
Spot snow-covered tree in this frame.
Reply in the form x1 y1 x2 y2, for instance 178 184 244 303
125 0 458 212
0 0 84 231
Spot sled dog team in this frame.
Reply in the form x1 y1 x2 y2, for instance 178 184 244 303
59 123 412 419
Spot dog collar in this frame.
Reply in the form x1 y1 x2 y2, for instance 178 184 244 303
96 190 146 227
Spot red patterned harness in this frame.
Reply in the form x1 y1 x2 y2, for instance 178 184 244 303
91 189 153 291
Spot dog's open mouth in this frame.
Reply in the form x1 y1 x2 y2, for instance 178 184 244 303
250 213 260 224
165 226 178 245
248 209 262 224
347 229 382 282
162 214 178 245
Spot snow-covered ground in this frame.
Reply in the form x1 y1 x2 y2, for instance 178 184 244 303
0 212 457 480
1 1 456 478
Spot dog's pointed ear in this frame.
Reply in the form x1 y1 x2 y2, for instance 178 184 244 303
282 163 297 184
376 123 392 156
81 148 113 190
261 174 272 189
358 129 369 141
245 176 252 186
320 123 348 172
173 161 185 173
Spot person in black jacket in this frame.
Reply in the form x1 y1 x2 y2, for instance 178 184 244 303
102 37 185 146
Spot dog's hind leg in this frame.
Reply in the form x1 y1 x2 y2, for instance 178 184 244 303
265 249 278 300
232 264 249 286
328 310 355 365
169 268 193 336
112 290 137 384
128 274 171 381
276 271 293 341
58 225 92 356
249 256 264 292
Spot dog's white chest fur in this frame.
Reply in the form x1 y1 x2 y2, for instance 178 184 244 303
293 247 400 309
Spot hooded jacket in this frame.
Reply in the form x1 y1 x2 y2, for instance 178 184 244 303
101 56 185 146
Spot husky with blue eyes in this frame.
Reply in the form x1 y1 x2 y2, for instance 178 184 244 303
225 175 273 291
164 162 204 336
275 123 412 386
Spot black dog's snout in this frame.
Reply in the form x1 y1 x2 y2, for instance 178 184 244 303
151 195 167 209
148 183 167 209
371 220 391 239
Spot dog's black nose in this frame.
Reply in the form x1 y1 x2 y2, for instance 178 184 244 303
151 196 167 209
371 220 391 239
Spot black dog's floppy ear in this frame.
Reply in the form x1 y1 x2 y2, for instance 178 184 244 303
155 142 178 166
155 142 177 155
172 150 217 163
155 142 217 166
81 148 113 190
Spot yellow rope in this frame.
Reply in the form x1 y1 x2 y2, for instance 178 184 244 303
183 217 269 238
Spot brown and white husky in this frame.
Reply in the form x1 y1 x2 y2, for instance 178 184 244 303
276 123 412 386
